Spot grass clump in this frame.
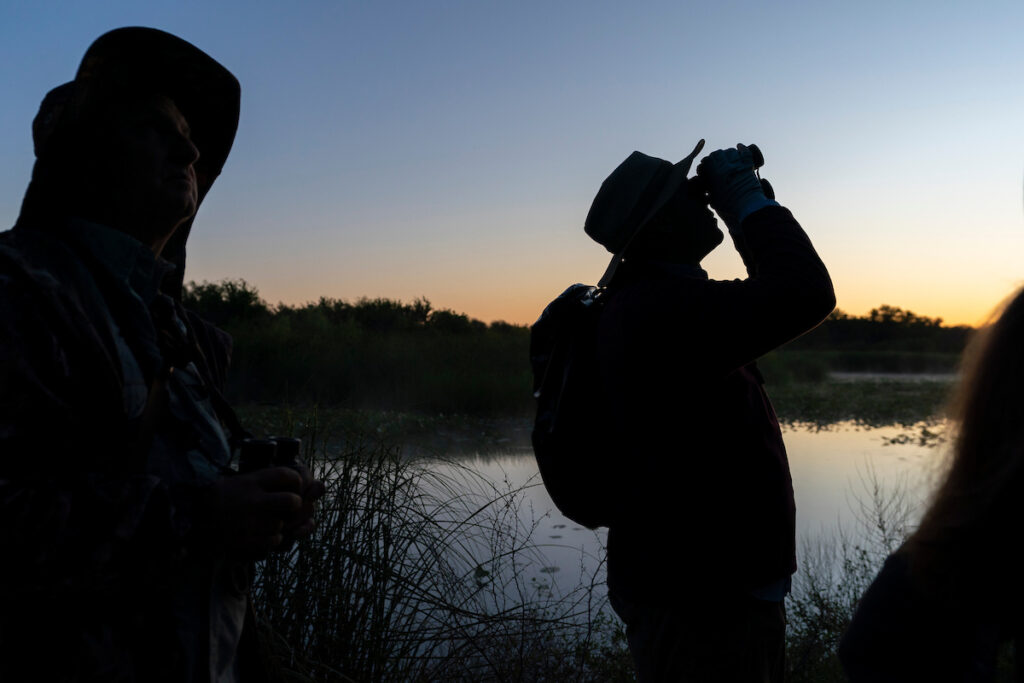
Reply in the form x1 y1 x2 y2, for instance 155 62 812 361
786 465 915 682
248 409 632 682
245 408 955 681
762 349 961 378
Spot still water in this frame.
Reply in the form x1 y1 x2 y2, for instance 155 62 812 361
424 420 945 600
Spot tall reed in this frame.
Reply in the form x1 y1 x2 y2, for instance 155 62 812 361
785 464 916 682
249 410 631 681
249 408 933 682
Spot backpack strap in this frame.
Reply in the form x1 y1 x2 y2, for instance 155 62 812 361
133 297 251 472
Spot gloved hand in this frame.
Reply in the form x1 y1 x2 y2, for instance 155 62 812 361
696 143 777 232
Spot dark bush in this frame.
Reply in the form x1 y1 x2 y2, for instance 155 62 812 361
183 279 532 414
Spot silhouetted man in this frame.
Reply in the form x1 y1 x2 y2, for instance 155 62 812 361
585 142 834 681
0 28 323 681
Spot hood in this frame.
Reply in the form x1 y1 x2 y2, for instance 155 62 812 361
16 27 240 300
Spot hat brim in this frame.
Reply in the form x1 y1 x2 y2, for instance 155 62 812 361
598 139 705 287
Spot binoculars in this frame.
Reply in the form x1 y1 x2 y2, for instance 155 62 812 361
238 436 303 474
238 437 308 552
690 143 775 200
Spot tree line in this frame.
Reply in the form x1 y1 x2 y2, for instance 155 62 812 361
184 280 973 410
183 279 531 412
788 305 971 354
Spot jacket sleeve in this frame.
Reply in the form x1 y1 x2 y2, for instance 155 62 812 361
625 205 835 378
0 271 213 605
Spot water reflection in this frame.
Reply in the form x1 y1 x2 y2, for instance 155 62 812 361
429 452 607 600
423 420 946 600
784 421 943 538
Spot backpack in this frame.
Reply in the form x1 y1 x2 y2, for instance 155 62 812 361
530 283 620 529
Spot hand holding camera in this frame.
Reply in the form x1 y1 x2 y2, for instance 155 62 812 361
696 143 776 232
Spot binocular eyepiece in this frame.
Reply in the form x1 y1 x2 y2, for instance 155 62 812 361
745 144 765 170
238 436 303 474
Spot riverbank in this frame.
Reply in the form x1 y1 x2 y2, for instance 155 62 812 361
769 375 954 428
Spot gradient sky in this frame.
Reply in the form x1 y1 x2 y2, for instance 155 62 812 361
2 1 1023 326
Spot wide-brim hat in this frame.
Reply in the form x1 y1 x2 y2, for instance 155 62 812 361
584 139 705 287
33 26 240 201
26 27 240 299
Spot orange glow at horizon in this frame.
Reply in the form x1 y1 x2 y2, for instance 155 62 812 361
244 274 1009 330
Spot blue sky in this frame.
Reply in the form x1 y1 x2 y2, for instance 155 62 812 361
2 1 1023 324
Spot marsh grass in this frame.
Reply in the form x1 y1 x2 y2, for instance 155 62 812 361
245 406 948 682
249 410 631 682
768 379 953 428
787 459 1021 681
786 465 916 682
237 372 955 459
761 350 961 381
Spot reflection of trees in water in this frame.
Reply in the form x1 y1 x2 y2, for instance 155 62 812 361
882 421 947 448
784 418 948 449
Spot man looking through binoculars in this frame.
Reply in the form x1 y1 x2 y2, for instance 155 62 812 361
584 141 835 681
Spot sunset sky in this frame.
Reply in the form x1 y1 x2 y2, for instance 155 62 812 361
2 1 1023 327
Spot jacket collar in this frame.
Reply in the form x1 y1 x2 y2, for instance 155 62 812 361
64 216 175 305
616 257 708 285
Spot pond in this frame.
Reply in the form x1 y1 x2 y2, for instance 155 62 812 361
244 382 954 677
423 418 947 602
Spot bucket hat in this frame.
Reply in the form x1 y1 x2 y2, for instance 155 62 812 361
32 26 240 198
24 27 240 298
585 139 704 286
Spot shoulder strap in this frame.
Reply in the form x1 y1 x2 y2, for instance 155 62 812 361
133 298 251 471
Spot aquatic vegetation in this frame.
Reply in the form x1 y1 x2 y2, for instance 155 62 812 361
768 378 953 428
249 411 628 681
237 369 958 681
786 464 914 682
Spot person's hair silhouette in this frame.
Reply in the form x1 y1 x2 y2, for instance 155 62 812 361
841 286 1024 681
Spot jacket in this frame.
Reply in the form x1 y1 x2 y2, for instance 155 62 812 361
0 214 270 682
600 205 835 602
0 95 261 678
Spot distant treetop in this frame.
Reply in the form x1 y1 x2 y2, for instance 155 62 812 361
182 279 527 334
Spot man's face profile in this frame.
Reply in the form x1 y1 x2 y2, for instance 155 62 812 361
116 94 199 223
92 93 200 250
642 183 724 263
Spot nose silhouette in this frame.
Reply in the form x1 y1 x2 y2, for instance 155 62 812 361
170 131 200 167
